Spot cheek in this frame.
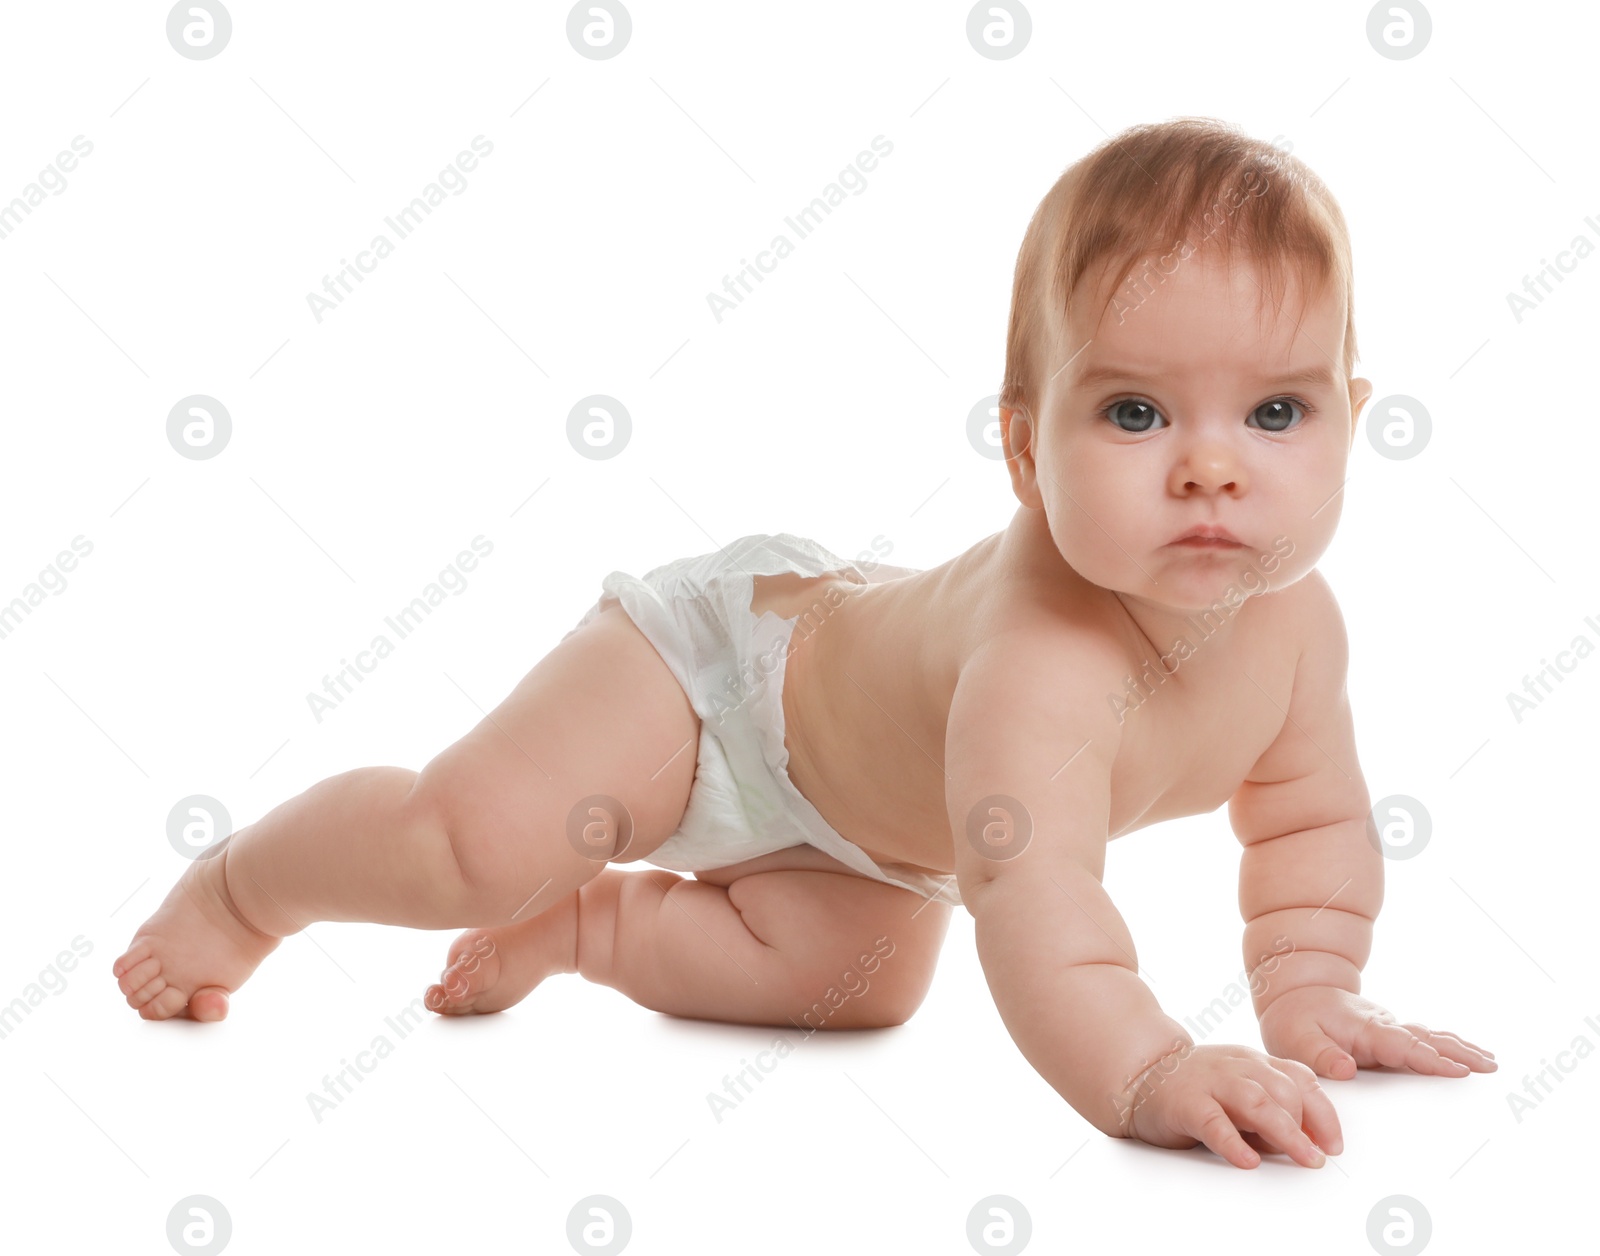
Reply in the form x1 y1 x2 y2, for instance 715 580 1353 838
1044 466 1148 577
1052 453 1142 532
1274 446 1349 538
1276 512 1338 580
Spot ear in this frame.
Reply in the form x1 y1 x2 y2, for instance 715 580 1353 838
999 405 1044 509
1347 376 1373 446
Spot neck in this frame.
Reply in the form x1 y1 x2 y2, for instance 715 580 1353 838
999 504 1248 667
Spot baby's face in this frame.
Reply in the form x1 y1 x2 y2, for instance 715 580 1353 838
1014 250 1371 611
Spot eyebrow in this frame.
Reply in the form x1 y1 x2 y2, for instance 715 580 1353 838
1073 363 1338 390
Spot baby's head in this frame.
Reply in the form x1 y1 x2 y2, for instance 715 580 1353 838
997 117 1372 613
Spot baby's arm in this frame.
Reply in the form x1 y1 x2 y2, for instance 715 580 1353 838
947 634 1337 1167
1230 573 1495 1077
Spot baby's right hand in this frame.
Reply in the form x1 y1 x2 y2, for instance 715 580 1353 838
1118 1043 1342 1169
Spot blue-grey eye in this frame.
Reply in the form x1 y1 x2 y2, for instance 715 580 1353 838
1104 399 1163 432
1251 398 1304 432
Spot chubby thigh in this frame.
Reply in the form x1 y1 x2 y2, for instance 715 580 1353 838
408 599 707 914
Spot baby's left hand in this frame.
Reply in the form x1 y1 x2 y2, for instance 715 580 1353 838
1258 986 1497 1080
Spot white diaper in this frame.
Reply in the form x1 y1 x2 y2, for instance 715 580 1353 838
563 533 962 907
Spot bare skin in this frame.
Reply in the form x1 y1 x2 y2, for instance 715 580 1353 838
114 248 1495 1171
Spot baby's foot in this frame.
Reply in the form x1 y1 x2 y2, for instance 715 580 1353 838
111 844 281 1021
424 895 578 1015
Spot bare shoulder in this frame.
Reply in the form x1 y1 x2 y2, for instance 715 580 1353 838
1231 567 1365 821
1258 568 1352 721
1273 566 1349 663
944 562 1139 730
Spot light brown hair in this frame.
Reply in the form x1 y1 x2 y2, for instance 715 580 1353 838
999 117 1357 424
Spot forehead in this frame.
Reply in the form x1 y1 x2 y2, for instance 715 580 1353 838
1062 250 1344 386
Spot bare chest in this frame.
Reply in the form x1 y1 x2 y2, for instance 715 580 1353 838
1101 647 1293 834
755 571 1296 874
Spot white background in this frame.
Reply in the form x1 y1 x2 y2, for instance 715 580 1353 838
2 2 1595 1253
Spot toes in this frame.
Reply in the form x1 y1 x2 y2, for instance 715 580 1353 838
117 957 162 997
445 929 496 975
434 930 499 1006
140 986 190 1021
127 976 168 1009
444 930 483 967
431 962 482 1011
424 929 506 1015
188 987 230 1022
426 980 484 1015
135 985 230 1022
424 982 467 1015
111 943 151 981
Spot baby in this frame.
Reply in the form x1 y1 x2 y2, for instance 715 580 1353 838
114 117 1495 1169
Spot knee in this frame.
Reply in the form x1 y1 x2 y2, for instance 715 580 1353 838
404 755 601 917
792 943 941 1030
405 756 489 887
852 902 951 1026
792 977 931 1030
387 771 479 915
866 961 940 1027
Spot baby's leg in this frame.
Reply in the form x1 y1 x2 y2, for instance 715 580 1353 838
113 602 702 1021
430 864 953 1029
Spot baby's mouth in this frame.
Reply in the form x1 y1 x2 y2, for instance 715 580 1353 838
1169 536 1246 550
1166 521 1247 548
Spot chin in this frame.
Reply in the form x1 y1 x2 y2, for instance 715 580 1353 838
1144 561 1291 611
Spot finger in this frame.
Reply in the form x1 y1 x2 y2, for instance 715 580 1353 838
1249 1064 1307 1123
1396 1024 1473 1075
1240 1131 1273 1155
1252 1064 1341 1158
1354 1020 1423 1069
1226 1081 1326 1168
1281 1065 1344 1155
1278 1022 1358 1080
1440 1033 1494 1059
1400 1024 1479 1075
1423 1030 1497 1070
1363 1022 1469 1075
1190 1101 1262 1169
